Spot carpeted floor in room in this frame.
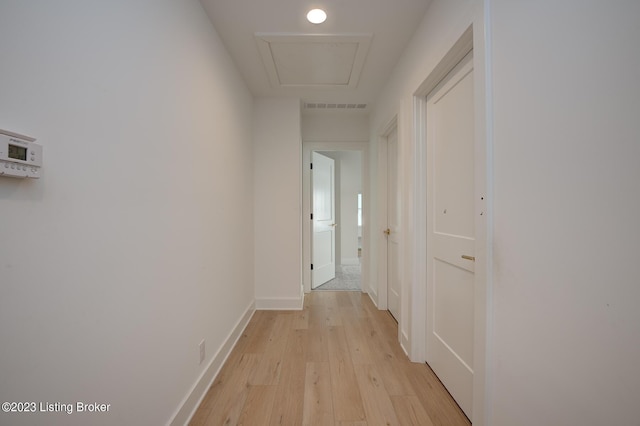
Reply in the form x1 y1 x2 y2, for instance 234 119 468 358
315 264 361 291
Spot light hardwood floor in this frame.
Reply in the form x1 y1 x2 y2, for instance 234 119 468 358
190 291 470 426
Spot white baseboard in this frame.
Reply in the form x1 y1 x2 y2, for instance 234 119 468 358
367 290 378 308
168 300 255 426
255 295 304 310
401 331 410 357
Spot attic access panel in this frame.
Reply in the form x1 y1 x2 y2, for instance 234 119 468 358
255 34 372 88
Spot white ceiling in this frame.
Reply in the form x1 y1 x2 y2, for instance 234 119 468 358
200 0 432 113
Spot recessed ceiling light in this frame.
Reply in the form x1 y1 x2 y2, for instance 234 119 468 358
307 9 327 24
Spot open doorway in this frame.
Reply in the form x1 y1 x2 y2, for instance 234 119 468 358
302 142 369 294
313 150 362 291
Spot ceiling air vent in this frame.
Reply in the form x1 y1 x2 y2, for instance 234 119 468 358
304 102 367 110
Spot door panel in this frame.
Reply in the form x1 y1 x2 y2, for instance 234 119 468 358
312 152 336 288
433 64 475 240
433 259 474 365
426 51 475 418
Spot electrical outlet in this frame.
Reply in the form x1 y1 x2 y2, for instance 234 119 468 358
199 339 205 365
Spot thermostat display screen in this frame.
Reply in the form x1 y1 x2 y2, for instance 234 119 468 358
8 144 27 161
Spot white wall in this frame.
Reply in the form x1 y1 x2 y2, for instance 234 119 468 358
371 0 640 424
253 98 303 309
369 0 475 363
489 1 640 425
0 2 254 425
337 151 362 265
302 113 369 142
319 151 362 265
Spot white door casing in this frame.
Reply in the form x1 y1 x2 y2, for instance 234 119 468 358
426 51 475 418
312 151 336 289
386 127 401 320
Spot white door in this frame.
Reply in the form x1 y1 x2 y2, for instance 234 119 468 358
386 128 400 320
426 51 475 418
312 152 336 289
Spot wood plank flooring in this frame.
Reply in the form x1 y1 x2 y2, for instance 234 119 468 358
190 291 470 426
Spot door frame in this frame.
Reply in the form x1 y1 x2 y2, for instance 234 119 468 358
302 141 369 294
375 116 399 312
411 24 492 425
311 151 337 289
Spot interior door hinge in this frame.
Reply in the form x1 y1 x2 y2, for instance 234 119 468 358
311 264 314 270
310 163 313 170
310 213 313 220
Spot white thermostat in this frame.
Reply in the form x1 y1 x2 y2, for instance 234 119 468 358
0 129 42 178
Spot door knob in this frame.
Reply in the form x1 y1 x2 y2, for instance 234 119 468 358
384 228 391 235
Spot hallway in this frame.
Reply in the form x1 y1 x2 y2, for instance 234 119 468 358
2 2 639 425
190 292 469 425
